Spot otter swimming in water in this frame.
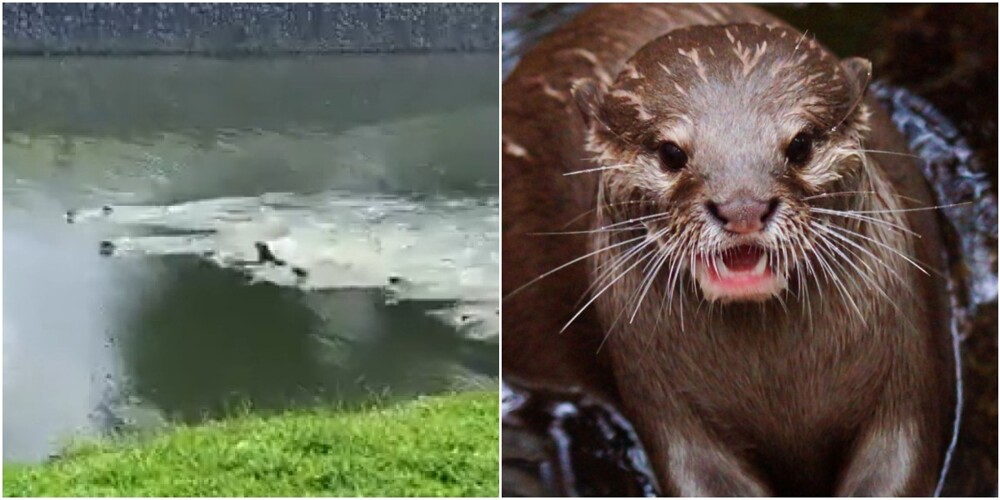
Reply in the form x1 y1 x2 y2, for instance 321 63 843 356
503 4 954 496
254 241 286 266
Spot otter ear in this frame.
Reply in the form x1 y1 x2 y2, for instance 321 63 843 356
834 57 872 131
571 78 608 130
841 57 872 95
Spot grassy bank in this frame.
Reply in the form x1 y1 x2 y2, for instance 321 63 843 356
3 391 498 497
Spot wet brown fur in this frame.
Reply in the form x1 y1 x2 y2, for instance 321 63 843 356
503 4 954 496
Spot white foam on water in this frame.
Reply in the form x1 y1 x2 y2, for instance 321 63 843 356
77 190 499 338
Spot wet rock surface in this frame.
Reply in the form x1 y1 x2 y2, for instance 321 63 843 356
501 381 658 497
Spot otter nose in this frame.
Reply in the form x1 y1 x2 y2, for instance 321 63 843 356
706 198 779 234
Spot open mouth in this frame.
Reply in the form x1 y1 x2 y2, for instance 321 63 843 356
694 245 786 302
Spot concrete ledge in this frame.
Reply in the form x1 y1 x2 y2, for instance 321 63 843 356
3 3 498 54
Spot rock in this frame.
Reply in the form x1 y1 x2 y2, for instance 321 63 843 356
501 380 658 497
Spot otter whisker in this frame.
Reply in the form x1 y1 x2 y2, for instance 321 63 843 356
629 241 673 323
784 243 795 298
563 163 633 176
656 230 695 332
704 293 717 322
582 231 665 311
503 234 648 300
656 241 687 324
664 230 696 323
811 207 920 237
597 242 665 351
585 244 662 345
658 248 682 319
812 221 913 289
591 231 661 286
851 148 923 160
597 225 670 274
772 288 790 316
603 242 665 340
602 211 673 229
775 214 794 283
828 239 921 334
804 237 833 289
777 228 788 276
793 244 811 326
820 222 931 277
636 234 691 363
813 248 868 326
818 228 921 333
573 227 671 335
681 249 702 332
789 230 817 328
559 200 658 229
693 283 709 317
529 226 647 236
811 224 909 317
821 202 971 215
803 190 925 205
808 230 868 325
667 238 691 305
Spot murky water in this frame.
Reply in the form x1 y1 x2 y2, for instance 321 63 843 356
3 54 499 462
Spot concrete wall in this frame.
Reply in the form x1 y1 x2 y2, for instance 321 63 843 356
3 3 498 54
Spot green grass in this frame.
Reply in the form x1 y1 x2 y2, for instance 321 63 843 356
3 391 498 497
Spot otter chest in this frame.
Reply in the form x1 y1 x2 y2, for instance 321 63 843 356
663 322 891 445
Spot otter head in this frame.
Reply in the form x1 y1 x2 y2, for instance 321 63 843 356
573 24 873 303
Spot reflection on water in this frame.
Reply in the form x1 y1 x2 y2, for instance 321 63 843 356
3 207 125 461
119 259 493 423
3 53 498 462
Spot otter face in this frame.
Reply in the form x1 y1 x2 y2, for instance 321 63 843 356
574 24 872 303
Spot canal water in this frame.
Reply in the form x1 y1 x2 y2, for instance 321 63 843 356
3 54 499 462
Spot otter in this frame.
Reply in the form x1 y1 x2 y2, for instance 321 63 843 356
98 240 115 256
502 4 955 496
254 241 286 266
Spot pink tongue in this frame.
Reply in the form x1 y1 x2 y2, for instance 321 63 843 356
721 246 763 272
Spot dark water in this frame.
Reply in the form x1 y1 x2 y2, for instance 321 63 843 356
3 54 499 462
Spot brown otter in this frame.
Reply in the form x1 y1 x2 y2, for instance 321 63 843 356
502 4 955 496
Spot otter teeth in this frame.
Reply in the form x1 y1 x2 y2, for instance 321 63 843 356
753 253 767 274
714 256 730 275
713 253 768 277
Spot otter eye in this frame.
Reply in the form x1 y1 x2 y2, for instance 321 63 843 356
785 132 813 165
657 142 688 172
